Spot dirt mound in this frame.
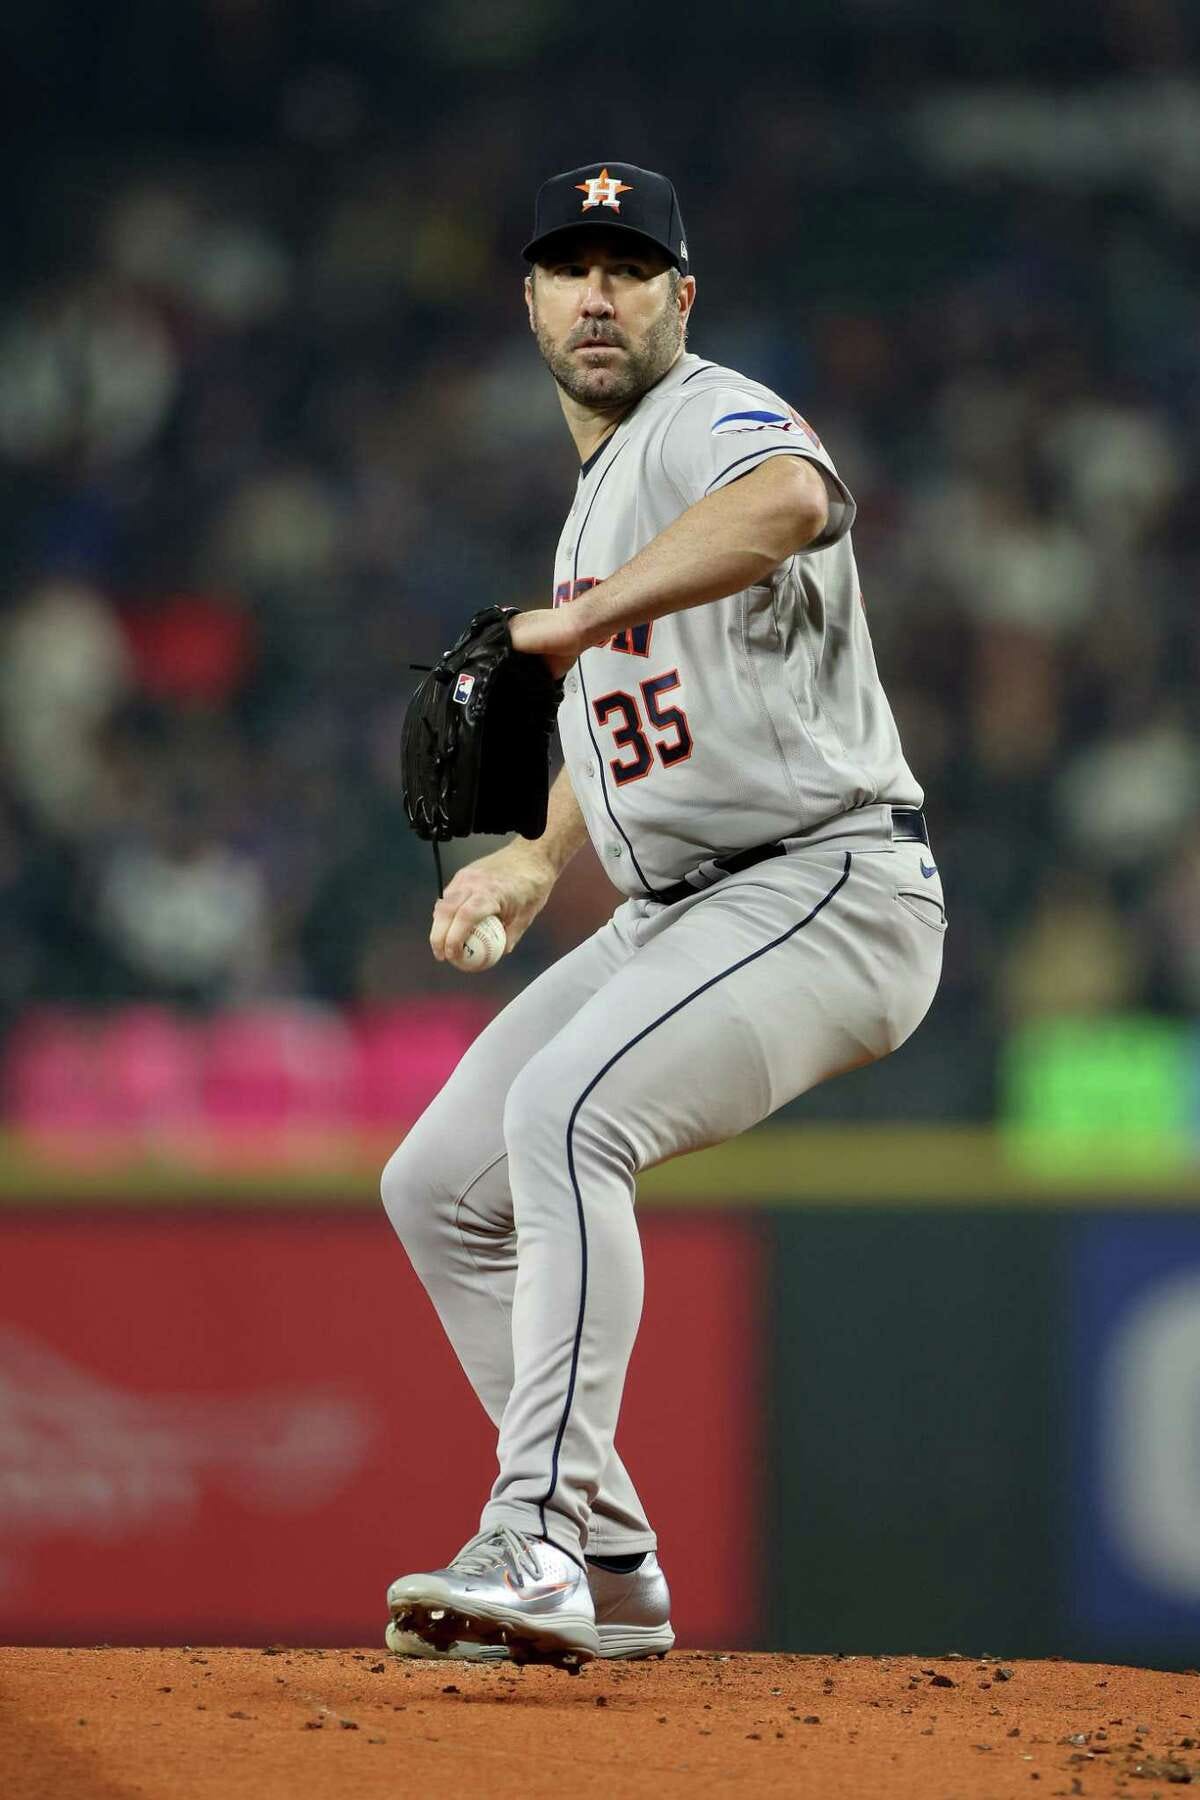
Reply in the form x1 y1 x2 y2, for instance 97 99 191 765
4 1646 1198 1798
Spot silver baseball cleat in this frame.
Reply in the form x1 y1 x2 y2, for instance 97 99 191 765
589 1550 675 1659
385 1547 674 1663
385 1524 600 1672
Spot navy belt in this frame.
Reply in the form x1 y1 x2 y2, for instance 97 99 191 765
655 806 929 906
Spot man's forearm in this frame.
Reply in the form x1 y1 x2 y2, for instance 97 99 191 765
571 456 828 653
521 763 589 875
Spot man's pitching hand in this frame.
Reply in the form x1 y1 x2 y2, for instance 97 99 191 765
431 841 558 970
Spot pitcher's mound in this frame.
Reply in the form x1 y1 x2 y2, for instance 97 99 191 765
4 1646 1197 1798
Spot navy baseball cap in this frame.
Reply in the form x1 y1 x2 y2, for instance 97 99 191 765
523 162 688 273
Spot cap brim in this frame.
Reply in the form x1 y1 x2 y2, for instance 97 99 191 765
522 220 685 272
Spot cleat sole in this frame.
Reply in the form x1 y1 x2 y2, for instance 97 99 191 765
595 1622 675 1660
390 1599 598 1670
385 1617 672 1664
384 1619 506 1662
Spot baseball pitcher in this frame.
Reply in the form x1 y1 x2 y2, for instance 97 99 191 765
384 162 946 1671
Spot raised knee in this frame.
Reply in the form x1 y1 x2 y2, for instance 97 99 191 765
380 1136 436 1251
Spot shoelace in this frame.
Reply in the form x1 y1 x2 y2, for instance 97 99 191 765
449 1524 544 1582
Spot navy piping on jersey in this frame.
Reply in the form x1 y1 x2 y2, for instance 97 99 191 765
571 441 663 898
536 850 853 1542
579 430 617 480
704 444 822 497
678 362 716 385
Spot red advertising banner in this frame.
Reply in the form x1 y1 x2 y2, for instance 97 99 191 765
0 1210 763 1647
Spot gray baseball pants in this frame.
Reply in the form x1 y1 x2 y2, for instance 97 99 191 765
381 816 945 1564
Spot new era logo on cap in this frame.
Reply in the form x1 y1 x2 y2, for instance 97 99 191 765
523 162 689 273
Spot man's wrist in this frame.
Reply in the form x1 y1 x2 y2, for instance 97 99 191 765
528 836 563 878
509 831 552 867
513 828 574 882
572 585 620 653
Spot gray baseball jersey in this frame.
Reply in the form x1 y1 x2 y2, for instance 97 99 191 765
553 351 923 894
382 345 946 1596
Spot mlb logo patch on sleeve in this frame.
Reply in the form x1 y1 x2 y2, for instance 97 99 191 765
453 673 476 704
710 407 823 447
711 409 793 437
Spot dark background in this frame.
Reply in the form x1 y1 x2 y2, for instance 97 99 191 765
1 0 1196 1123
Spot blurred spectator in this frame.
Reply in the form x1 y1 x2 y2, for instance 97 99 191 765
1055 711 1199 868
999 874 1144 1021
0 4 1196 1122
0 580 132 834
96 824 269 997
119 590 255 707
0 286 179 467
1147 832 1200 1011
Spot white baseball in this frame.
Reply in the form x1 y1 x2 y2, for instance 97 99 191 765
460 914 507 971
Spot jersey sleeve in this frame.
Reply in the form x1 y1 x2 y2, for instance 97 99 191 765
658 386 856 549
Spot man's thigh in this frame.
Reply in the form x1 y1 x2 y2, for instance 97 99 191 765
510 846 943 1173
394 913 634 1213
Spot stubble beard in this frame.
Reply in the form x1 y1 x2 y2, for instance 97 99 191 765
535 296 682 411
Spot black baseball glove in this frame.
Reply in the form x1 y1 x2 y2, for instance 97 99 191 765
402 606 564 848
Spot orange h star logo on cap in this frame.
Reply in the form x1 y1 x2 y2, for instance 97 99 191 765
576 168 633 213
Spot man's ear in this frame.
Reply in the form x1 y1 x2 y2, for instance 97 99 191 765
524 273 535 332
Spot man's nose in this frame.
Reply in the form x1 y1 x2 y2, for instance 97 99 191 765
579 273 616 317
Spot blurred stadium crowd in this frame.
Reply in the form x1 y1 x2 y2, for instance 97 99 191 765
1 0 1197 1126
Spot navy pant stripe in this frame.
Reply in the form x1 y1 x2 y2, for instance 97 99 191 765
536 851 853 1540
